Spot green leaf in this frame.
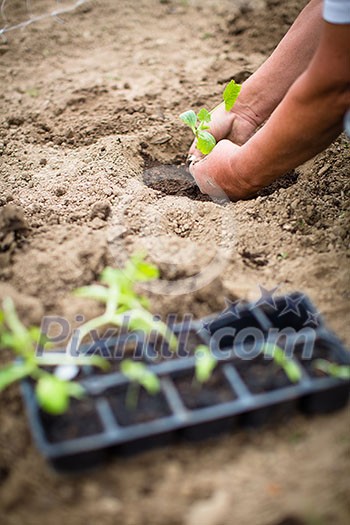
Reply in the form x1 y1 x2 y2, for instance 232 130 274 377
195 345 217 384
120 360 160 395
285 360 303 383
262 344 302 383
140 371 160 395
36 376 70 414
126 310 178 351
66 381 86 398
100 267 124 288
179 110 197 132
197 108 211 124
126 254 159 282
35 376 84 415
196 130 216 155
127 310 155 334
2 297 29 353
223 80 241 112
0 332 16 350
120 359 141 380
313 359 350 380
0 362 34 391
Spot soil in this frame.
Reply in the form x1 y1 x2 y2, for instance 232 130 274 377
234 356 291 394
40 397 104 443
0 1 350 525
106 386 171 427
173 367 236 409
294 338 350 379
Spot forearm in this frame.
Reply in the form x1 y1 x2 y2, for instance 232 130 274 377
234 22 350 193
189 2 323 154
234 0 323 126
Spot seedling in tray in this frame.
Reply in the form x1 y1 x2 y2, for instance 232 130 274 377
69 254 178 355
173 345 235 413
180 79 241 154
313 359 350 380
120 359 160 409
17 291 350 471
0 297 108 415
194 345 217 384
262 343 302 384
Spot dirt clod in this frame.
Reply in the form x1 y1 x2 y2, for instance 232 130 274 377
90 201 112 221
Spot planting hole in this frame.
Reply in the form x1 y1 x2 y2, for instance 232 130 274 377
142 164 210 201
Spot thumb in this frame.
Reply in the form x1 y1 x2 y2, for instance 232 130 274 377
189 139 239 198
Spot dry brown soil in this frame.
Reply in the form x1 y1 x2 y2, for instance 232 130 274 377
0 1 349 524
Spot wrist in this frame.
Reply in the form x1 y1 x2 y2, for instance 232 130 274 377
233 81 273 127
231 98 262 129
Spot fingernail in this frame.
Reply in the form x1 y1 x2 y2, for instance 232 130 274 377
186 154 196 167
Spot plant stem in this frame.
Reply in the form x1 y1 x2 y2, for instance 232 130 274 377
209 101 223 115
125 382 140 411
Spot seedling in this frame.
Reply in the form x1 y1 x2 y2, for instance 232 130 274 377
0 297 108 415
180 79 241 155
194 345 217 384
313 359 350 380
262 343 302 383
120 359 160 409
69 254 178 355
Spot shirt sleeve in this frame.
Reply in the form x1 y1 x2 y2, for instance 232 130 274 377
323 0 350 23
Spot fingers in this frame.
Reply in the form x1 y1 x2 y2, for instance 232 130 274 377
190 161 225 197
186 104 234 165
187 139 204 165
189 140 244 200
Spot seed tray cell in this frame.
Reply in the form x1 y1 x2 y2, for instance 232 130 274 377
21 294 349 471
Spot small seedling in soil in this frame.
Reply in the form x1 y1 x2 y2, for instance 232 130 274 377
69 254 178 354
174 345 234 410
179 79 241 155
120 359 160 410
313 359 350 380
0 298 108 415
194 345 217 384
262 343 302 383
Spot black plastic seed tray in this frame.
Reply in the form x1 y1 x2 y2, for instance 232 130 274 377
21 293 350 471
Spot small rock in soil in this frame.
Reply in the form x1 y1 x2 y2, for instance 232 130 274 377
90 217 106 229
0 205 28 244
54 186 67 197
90 201 111 220
318 163 331 176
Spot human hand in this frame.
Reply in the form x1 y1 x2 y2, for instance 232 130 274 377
189 139 260 201
187 102 258 163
